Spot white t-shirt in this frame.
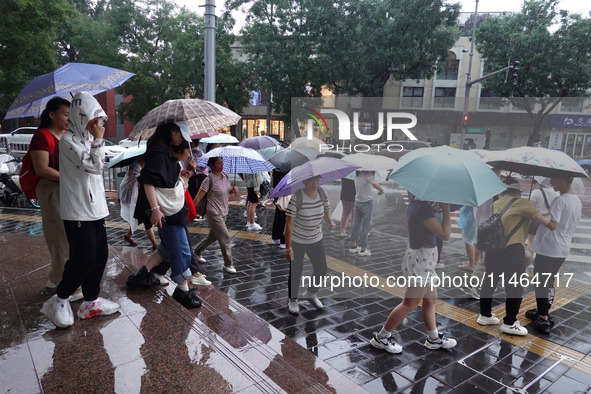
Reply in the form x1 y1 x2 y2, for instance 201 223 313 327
354 172 374 203
530 187 558 215
532 193 582 258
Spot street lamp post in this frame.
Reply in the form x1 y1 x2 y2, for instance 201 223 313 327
460 0 479 150
203 0 217 102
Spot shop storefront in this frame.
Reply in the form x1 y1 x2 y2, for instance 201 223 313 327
549 115 591 157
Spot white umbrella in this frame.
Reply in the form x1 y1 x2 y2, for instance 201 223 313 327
108 146 146 168
201 134 239 144
486 147 588 178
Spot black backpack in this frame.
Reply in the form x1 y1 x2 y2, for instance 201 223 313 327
476 198 526 253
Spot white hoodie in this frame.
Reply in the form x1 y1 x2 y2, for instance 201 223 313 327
59 92 109 221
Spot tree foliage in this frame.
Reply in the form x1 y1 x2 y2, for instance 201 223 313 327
476 0 591 145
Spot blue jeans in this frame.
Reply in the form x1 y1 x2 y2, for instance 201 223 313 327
349 200 373 248
157 225 192 283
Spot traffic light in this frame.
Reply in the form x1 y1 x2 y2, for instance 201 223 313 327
509 60 519 80
463 114 469 126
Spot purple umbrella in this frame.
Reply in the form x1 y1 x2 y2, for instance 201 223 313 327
239 135 281 150
269 157 360 197
6 63 134 119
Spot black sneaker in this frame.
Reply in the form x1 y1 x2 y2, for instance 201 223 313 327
172 287 202 309
126 266 160 290
533 317 554 335
525 308 539 320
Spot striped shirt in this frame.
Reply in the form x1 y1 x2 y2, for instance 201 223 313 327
287 189 330 244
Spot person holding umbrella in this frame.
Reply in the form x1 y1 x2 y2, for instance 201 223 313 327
526 176 582 334
126 122 201 309
40 92 119 328
285 176 336 315
193 156 239 274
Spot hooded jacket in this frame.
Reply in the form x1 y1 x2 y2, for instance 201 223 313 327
59 92 109 221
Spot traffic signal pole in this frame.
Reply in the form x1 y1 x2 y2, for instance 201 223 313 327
460 0 479 150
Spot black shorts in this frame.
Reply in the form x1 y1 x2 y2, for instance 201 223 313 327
247 187 259 203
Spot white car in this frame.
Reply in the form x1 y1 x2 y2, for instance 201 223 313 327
0 127 37 154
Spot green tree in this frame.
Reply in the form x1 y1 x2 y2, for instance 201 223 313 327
0 0 73 116
476 0 591 146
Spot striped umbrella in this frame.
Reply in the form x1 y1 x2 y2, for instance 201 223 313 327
197 146 275 174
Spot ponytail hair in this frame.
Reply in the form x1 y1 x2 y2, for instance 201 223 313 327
38 97 71 130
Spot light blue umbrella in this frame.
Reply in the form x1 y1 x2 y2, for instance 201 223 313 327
197 146 274 174
108 146 146 168
269 157 360 197
388 145 506 206
6 63 134 119
258 145 285 160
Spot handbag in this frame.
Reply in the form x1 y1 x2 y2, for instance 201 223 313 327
155 176 186 217
195 174 212 216
275 195 291 211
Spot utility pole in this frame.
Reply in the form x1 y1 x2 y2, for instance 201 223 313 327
203 0 216 102
460 0 479 150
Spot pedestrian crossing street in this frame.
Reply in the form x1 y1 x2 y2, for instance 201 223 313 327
399 189 591 265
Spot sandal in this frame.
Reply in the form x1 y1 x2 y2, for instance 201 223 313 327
457 262 474 271
124 234 138 247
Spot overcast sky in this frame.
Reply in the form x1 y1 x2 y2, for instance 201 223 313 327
173 0 591 32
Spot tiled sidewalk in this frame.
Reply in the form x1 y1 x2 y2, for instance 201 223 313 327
1 201 591 393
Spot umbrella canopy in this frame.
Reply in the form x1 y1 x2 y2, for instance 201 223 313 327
537 177 585 196
486 147 588 178
201 134 239 144
269 157 360 198
342 153 397 171
108 146 147 168
290 136 324 150
388 146 506 206
268 147 319 172
197 146 274 174
239 135 281 150
6 63 135 119
258 145 286 160
128 99 241 141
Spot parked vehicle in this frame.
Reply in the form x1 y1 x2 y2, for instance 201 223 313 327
575 156 591 176
0 127 37 155
0 152 39 208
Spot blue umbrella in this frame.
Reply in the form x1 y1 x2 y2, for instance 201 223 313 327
6 63 134 119
388 145 506 206
269 157 360 197
197 145 274 174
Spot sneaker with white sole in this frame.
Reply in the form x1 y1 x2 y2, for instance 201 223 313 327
46 280 57 289
223 266 237 274
358 249 371 257
370 335 402 354
424 333 457 349
288 299 300 315
435 262 445 269
247 222 262 231
272 239 281 245
78 298 120 319
338 232 348 237
153 273 170 286
69 289 84 302
195 255 206 263
477 314 500 325
349 246 361 254
190 275 212 286
41 295 74 328
279 244 286 249
500 321 528 336
302 290 324 309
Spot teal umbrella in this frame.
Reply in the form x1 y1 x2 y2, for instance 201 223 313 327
388 145 506 206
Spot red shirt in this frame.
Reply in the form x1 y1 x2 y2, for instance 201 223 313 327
29 128 60 172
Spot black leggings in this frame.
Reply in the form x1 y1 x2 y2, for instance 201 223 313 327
272 206 286 243
289 240 327 299
57 219 108 301
480 243 525 325
533 254 565 317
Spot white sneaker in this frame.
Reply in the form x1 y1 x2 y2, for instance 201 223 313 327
477 314 500 325
358 249 371 257
46 280 57 289
424 333 457 349
287 299 300 315
190 275 212 286
78 297 120 320
153 273 170 286
41 295 74 328
500 321 528 336
272 239 281 245
302 290 324 309
69 289 84 302
279 244 286 249
349 246 361 254
223 266 237 274
435 262 445 269
247 222 262 231
338 232 348 237
196 255 206 263
370 335 402 354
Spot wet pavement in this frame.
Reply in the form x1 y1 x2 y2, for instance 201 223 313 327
1 179 591 393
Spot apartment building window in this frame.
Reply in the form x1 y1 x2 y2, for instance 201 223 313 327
434 87 456 108
402 87 424 108
560 97 584 113
479 88 503 110
436 53 459 80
